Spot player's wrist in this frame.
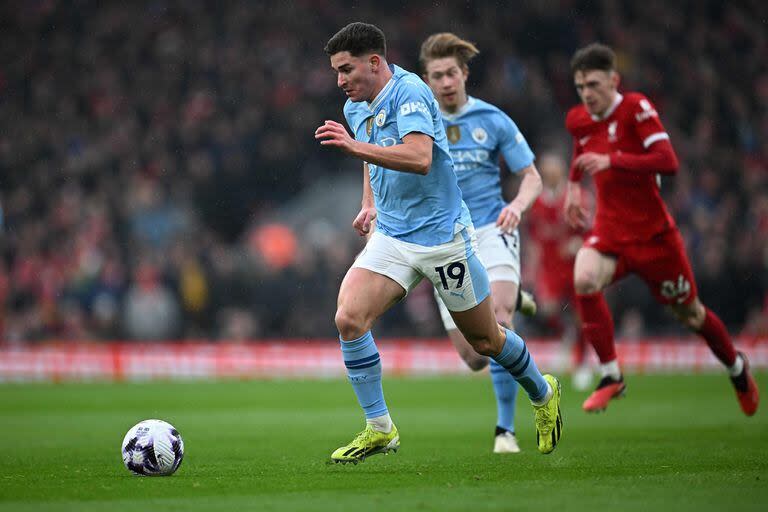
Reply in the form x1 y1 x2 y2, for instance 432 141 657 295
508 200 525 215
348 140 364 159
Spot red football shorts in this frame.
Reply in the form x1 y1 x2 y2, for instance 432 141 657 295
583 228 698 306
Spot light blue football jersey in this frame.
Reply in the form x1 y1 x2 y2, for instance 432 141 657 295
344 65 472 246
441 96 535 228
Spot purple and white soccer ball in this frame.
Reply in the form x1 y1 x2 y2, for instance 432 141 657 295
121 419 184 476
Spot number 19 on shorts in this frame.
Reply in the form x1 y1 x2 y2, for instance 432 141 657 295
435 262 466 290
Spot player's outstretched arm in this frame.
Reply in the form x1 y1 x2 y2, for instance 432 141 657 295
609 139 679 174
497 164 543 233
574 141 679 177
315 120 432 175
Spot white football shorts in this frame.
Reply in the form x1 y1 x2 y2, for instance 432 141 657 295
434 223 521 331
352 225 490 313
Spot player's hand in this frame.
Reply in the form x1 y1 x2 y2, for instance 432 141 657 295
574 152 610 175
564 184 589 230
315 120 358 155
496 202 523 233
352 206 377 237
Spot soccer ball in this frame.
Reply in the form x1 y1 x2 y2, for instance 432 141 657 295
121 419 184 476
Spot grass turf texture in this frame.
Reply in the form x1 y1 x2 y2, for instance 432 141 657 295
0 374 766 511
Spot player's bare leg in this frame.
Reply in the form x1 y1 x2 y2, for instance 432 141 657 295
451 296 563 454
331 268 405 463
668 298 759 416
335 267 405 341
446 280 521 452
446 280 519 369
573 247 625 412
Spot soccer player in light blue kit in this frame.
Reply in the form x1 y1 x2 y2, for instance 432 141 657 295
420 33 543 454
315 22 562 463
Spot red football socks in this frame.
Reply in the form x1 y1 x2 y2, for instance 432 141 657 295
575 292 617 363
697 308 737 366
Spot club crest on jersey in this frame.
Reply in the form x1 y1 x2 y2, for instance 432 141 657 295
375 109 387 127
608 121 618 142
366 117 374 136
471 127 488 144
446 125 461 144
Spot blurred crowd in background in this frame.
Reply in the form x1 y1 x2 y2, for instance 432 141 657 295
1 0 766 342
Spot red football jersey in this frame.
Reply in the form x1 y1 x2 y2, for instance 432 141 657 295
529 186 583 302
566 92 677 243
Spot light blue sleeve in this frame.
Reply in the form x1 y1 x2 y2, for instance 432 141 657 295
395 80 435 140
343 100 356 133
497 112 535 173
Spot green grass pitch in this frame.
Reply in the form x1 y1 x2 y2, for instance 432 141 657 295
0 374 766 511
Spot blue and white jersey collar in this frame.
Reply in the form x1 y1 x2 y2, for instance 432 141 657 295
367 64 404 112
440 96 477 122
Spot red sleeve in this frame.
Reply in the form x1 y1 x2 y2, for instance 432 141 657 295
568 138 584 182
610 138 679 174
609 95 679 174
630 95 668 146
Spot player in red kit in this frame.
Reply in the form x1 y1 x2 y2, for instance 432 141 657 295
564 43 758 415
528 153 591 389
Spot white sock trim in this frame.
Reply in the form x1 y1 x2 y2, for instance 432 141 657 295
531 382 553 407
366 413 393 433
728 355 744 377
600 360 621 380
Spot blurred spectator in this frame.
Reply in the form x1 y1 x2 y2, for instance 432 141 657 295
0 0 765 341
123 262 180 340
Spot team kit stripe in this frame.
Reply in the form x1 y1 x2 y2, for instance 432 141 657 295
511 353 531 377
642 131 669 148
503 346 531 376
344 353 381 369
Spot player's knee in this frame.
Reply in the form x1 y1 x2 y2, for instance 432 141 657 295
465 336 497 357
574 269 602 294
493 306 514 329
670 302 705 330
334 308 369 340
460 350 488 371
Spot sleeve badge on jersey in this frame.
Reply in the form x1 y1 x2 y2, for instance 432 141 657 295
471 127 488 144
375 109 387 127
446 125 461 144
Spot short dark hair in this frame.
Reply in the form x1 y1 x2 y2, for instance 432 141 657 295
324 22 386 57
570 43 616 74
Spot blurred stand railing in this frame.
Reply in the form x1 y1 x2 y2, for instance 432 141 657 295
0 338 765 382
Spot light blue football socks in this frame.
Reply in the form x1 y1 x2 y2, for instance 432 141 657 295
340 331 388 418
493 328 550 404
489 359 518 431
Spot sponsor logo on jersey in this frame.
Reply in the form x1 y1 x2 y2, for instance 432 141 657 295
635 99 659 122
378 137 397 147
450 149 490 167
608 121 618 142
366 117 373 136
400 101 429 116
375 109 387 127
471 127 488 144
579 135 591 146
446 125 461 144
